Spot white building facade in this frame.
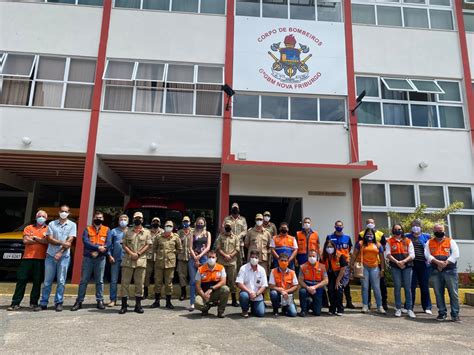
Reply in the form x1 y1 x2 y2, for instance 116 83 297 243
0 0 473 282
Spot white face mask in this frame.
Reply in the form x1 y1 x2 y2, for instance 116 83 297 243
326 247 335 255
165 226 173 233
303 223 311 229
256 220 263 227
59 212 69 219
250 257 259 266
412 226 421 234
308 256 317 265
263 216 270 222
119 220 128 228
36 217 46 225
207 257 216 267
367 223 375 229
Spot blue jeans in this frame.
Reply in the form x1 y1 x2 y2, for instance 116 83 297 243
239 291 265 317
410 261 432 311
109 259 121 302
76 256 106 303
188 256 208 305
270 290 297 317
40 254 70 306
361 266 382 308
298 287 323 315
430 268 459 318
391 266 413 310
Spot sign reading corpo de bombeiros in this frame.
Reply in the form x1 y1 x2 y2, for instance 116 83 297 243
233 17 347 96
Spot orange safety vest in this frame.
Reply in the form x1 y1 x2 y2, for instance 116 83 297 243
87 225 109 246
387 237 411 263
428 237 455 269
322 252 343 273
198 263 225 291
271 268 296 290
300 262 324 284
296 231 319 255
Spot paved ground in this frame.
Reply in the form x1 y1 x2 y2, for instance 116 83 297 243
0 296 473 354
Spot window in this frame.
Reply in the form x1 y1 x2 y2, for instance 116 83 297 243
362 182 474 240
464 12 474 32
236 0 342 21
362 183 386 206
0 52 96 109
114 0 226 14
232 93 346 122
142 0 170 10
102 59 223 116
200 0 226 14
352 0 454 30
356 75 465 129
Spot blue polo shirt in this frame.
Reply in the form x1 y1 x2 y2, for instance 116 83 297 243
326 233 353 255
45 219 77 257
109 227 127 262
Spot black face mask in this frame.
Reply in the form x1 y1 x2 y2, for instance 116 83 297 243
133 219 142 226
151 223 160 229
224 226 232 233
434 231 445 238
231 207 239 215
93 219 102 226
280 229 288 234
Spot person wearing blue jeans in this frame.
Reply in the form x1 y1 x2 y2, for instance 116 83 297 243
236 251 268 318
108 214 128 307
72 212 111 311
424 225 461 322
386 224 416 318
269 253 298 317
406 220 432 314
39 205 77 312
188 217 211 311
298 249 328 317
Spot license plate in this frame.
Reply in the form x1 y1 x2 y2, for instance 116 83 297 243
3 253 22 260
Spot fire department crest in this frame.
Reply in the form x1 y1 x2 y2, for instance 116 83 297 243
267 34 312 83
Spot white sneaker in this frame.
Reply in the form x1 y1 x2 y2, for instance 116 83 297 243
395 309 402 317
188 304 195 312
401 308 408 314
408 310 416 319
377 306 386 314
362 305 369 313
425 309 432 315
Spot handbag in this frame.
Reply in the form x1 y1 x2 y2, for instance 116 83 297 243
352 245 364 279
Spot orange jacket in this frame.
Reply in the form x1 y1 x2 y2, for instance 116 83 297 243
271 268 297 290
300 261 325 283
198 263 225 291
296 230 319 255
322 252 343 272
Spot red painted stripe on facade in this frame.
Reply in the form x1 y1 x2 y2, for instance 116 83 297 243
343 0 363 238
219 0 235 224
455 0 474 144
72 0 112 284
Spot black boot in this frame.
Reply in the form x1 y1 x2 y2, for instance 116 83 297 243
165 295 174 309
134 297 144 314
151 293 161 308
118 297 128 314
273 307 279 317
71 302 82 311
231 293 239 307
143 286 149 299
179 286 186 301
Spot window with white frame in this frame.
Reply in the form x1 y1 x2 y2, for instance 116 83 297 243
0 52 96 109
355 75 465 129
113 0 226 14
352 0 454 30
7 0 105 6
463 0 474 32
232 92 346 122
102 59 223 116
236 0 342 22
361 182 474 240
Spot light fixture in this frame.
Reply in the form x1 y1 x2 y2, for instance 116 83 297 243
221 84 235 111
22 136 32 146
419 161 429 169
351 90 366 114
150 142 158 151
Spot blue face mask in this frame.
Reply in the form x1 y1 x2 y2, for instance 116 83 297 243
183 222 190 228
335 226 343 232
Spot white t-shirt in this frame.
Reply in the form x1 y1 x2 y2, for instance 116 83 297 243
236 263 268 301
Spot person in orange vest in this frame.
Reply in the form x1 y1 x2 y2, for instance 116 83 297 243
298 249 328 317
195 249 230 318
71 211 111 311
269 253 298 317
270 222 298 269
296 217 319 267
424 224 460 322
8 210 49 312
321 240 348 316
351 228 386 314
386 224 416 318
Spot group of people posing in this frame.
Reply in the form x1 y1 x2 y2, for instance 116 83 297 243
7 202 461 322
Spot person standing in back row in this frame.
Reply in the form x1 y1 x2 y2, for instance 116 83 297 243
177 216 193 301
144 217 163 299
223 203 247 268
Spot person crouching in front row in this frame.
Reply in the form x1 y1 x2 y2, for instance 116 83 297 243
269 253 299 317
